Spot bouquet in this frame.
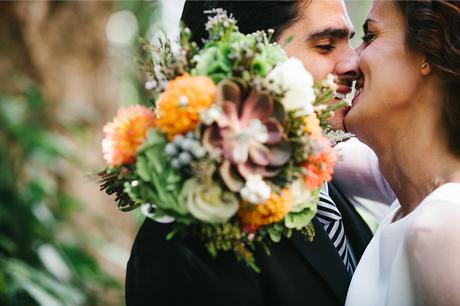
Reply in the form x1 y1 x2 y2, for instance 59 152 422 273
99 9 349 271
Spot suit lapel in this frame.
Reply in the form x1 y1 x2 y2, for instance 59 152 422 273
288 182 373 303
289 217 350 303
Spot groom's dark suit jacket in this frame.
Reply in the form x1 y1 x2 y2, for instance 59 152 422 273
125 183 372 306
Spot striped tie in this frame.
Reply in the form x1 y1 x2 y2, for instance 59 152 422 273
317 185 356 275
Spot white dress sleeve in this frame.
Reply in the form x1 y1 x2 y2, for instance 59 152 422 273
333 138 396 223
405 200 460 306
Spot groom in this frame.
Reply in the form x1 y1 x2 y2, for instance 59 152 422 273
126 1 373 306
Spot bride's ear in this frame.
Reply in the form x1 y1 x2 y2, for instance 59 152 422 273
419 60 431 76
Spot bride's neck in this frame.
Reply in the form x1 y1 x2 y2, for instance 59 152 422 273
375 103 460 217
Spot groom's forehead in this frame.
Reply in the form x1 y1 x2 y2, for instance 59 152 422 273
301 0 354 34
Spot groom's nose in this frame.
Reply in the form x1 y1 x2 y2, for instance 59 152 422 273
335 46 360 81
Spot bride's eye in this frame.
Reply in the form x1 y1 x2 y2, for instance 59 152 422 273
362 32 376 45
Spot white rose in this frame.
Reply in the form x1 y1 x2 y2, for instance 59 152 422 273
240 175 271 204
181 178 239 223
266 57 315 116
290 179 317 213
140 203 175 223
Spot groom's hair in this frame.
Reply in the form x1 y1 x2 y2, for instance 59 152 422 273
396 0 460 155
181 0 310 45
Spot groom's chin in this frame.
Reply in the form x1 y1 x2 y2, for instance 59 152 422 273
329 105 351 131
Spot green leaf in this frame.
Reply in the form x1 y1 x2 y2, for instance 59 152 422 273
268 229 282 243
3 258 85 306
281 35 294 47
267 224 284 243
135 156 151 182
284 207 316 230
133 129 188 216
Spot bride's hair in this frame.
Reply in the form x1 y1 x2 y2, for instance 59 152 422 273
181 0 310 45
396 0 460 155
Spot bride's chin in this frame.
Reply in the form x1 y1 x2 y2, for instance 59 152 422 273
343 113 353 134
351 91 362 108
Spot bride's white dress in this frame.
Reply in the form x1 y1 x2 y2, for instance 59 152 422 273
345 183 460 306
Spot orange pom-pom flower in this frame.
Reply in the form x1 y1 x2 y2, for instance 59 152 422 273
302 137 336 190
102 105 157 166
239 189 293 227
156 74 216 139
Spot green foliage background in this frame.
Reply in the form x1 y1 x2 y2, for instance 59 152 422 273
0 1 158 305
0 85 118 305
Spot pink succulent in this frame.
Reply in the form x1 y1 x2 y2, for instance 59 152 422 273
203 80 291 191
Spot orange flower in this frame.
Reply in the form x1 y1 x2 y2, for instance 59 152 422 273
304 114 321 137
239 189 292 227
156 74 216 139
302 137 336 190
102 105 156 166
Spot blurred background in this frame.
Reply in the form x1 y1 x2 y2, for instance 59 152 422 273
0 1 370 305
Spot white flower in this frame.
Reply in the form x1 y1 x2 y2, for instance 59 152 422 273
199 104 221 125
181 178 239 223
266 57 315 116
145 80 157 90
290 179 316 213
322 74 338 92
240 175 271 205
140 203 175 223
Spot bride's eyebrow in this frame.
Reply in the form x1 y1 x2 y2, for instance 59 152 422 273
304 27 355 41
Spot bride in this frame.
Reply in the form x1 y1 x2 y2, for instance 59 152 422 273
345 0 460 305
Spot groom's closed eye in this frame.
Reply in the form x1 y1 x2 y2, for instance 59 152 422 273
305 27 355 54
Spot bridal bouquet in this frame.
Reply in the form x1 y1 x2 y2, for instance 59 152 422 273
99 9 347 271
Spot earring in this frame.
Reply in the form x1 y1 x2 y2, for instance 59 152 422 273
420 62 430 76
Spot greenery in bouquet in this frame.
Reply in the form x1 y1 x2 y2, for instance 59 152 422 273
99 9 349 271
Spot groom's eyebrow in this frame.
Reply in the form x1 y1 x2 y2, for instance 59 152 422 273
305 27 355 41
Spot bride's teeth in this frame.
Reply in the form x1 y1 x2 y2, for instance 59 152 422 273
334 92 346 99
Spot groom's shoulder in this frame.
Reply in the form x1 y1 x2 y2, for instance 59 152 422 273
126 218 264 306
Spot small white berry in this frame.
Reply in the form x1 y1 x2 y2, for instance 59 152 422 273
178 95 189 107
178 152 192 165
171 158 181 169
165 143 178 156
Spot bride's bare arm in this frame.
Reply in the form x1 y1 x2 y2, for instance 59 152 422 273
334 138 395 203
333 138 396 221
406 202 460 306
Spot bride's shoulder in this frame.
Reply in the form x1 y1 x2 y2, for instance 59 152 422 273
402 190 460 304
406 198 460 250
